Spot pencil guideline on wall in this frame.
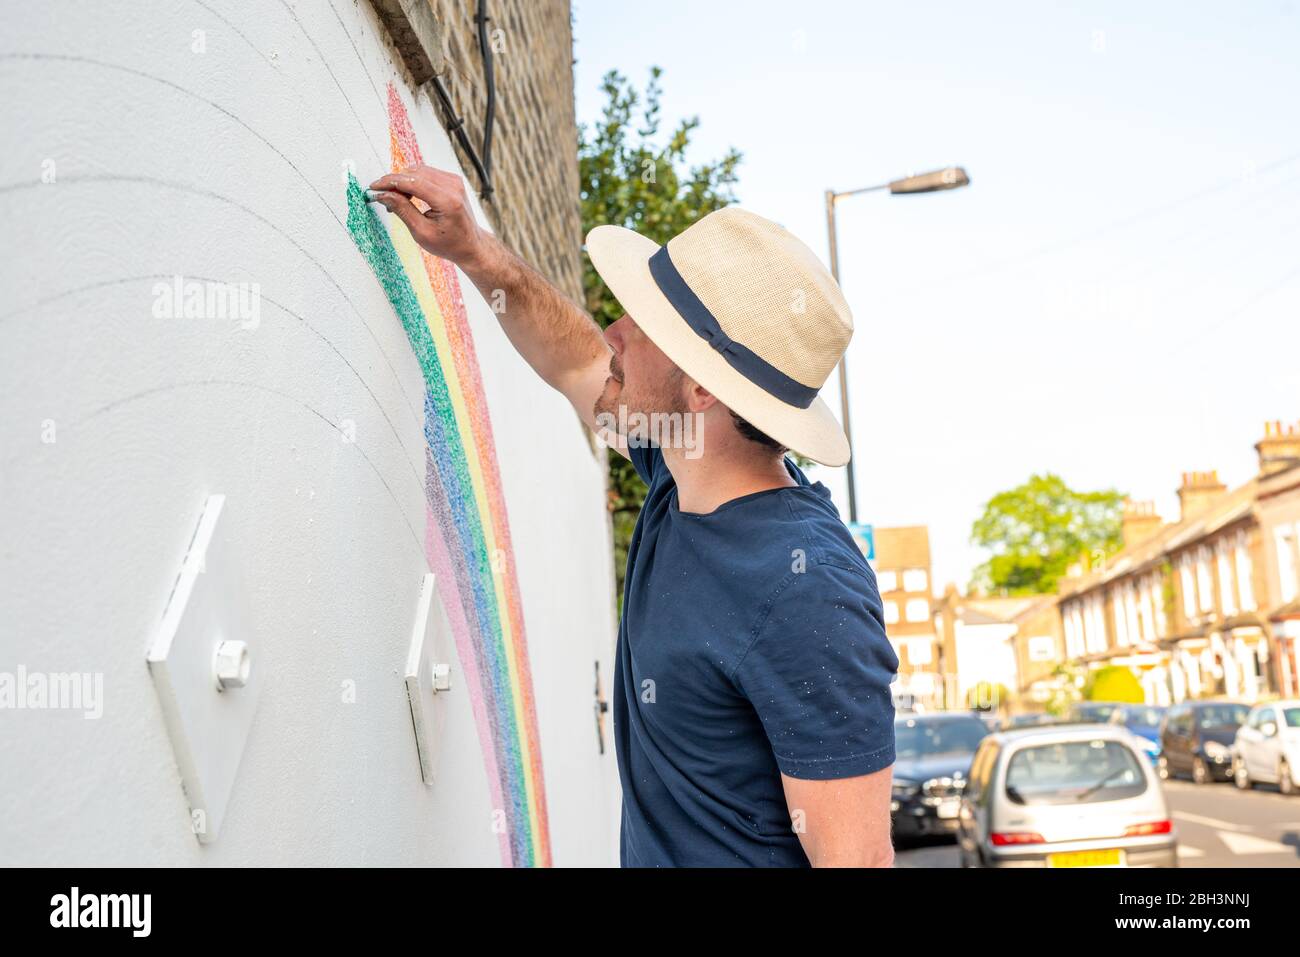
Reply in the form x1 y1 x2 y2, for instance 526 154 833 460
345 85 550 868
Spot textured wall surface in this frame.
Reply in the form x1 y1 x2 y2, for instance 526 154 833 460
0 0 619 866
426 0 586 303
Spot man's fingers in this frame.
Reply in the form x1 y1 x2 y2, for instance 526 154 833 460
372 190 429 239
369 166 457 209
367 165 481 263
367 172 417 195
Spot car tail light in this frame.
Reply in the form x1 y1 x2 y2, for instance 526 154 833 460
1124 820 1173 837
991 831 1045 846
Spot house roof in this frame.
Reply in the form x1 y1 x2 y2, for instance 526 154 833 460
951 595 1042 625
1011 594 1061 625
1057 473 1267 602
1269 597 1300 621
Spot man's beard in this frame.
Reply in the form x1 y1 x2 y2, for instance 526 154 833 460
593 361 687 439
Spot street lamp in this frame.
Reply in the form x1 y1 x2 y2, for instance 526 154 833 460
825 165 970 523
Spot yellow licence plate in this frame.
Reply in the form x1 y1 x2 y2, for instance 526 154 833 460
1047 848 1124 868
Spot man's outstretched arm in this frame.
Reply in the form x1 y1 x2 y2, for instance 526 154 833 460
369 166 621 448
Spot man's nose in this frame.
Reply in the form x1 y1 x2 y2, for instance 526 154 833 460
604 315 628 353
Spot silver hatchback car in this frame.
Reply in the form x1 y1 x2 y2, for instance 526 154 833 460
957 724 1177 868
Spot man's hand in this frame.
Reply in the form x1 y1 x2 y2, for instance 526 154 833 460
781 765 895 867
369 165 614 439
368 166 490 270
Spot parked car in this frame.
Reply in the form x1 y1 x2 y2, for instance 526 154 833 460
1067 701 1124 724
891 712 991 841
1108 704 1167 765
1158 701 1250 783
1232 700 1300 795
1002 712 1057 731
1109 704 1167 743
956 724 1177 868
892 690 926 715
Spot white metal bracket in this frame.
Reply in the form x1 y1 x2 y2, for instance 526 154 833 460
146 495 260 843
405 572 453 785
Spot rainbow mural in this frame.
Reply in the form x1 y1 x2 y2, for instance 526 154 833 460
345 84 550 867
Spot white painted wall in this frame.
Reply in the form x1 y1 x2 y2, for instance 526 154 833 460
0 0 620 866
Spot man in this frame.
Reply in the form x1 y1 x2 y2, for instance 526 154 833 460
370 167 899 867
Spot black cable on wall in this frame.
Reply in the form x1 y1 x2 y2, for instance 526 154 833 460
428 0 497 201
475 0 496 187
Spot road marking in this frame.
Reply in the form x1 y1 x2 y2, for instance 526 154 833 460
1173 810 1252 833
1168 778 1300 804
1217 831 1293 855
1176 844 1205 858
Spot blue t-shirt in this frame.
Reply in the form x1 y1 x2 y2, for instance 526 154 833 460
614 442 899 867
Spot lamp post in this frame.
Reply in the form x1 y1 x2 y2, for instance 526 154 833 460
825 166 970 523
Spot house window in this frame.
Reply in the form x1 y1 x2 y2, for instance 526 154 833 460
1027 635 1056 662
1196 545 1213 613
1277 524 1299 604
907 638 933 666
1235 530 1255 611
1217 539 1237 617
1064 604 1083 659
1086 593 1108 654
1112 588 1128 647
1149 574 1167 637
883 600 900 625
1119 583 1136 646
1138 576 1156 641
876 570 897 593
1179 555 1196 618
902 569 928 593
905 599 930 622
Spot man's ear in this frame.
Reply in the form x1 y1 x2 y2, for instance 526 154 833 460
684 379 719 413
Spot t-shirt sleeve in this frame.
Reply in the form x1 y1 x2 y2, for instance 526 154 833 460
626 438 664 487
733 562 900 780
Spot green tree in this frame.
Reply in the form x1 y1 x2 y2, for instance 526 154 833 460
1046 661 1086 716
969 473 1124 595
579 68 742 603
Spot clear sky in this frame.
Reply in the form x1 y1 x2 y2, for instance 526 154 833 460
570 0 1300 592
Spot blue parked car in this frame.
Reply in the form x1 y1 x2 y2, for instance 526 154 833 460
1066 700 1124 724
1109 704 1167 765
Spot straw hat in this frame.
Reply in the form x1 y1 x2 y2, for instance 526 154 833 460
586 207 853 466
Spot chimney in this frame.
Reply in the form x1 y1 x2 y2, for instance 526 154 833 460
1256 420 1300 476
1177 470 1227 522
1121 499 1162 548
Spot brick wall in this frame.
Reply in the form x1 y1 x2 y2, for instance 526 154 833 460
373 0 584 303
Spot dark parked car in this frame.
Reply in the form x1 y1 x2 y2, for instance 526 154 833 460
1159 701 1250 783
891 712 991 842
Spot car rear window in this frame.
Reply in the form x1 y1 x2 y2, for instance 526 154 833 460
1073 703 1118 722
1005 739 1147 805
1195 704 1248 728
1284 708 1300 729
1126 707 1164 727
894 717 988 760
